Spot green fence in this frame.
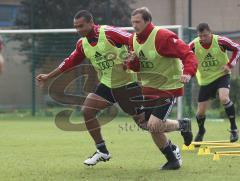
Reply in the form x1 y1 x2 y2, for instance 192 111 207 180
0 27 240 119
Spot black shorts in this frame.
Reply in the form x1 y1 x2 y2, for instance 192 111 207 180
94 82 142 115
198 74 230 102
94 83 117 104
143 97 176 121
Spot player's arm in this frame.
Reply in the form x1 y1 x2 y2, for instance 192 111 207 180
156 29 198 83
123 34 140 72
105 26 132 46
218 36 240 73
36 39 85 87
188 40 195 52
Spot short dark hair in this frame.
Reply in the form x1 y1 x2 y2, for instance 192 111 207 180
197 23 211 32
74 10 93 22
131 7 152 22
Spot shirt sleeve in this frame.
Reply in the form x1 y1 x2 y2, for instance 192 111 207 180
218 36 240 68
156 29 198 76
105 26 132 46
58 39 86 72
188 40 195 52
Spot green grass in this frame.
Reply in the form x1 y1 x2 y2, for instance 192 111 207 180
0 115 240 181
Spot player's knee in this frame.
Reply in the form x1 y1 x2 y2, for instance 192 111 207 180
196 111 205 117
219 96 230 105
197 106 206 116
196 114 206 119
147 119 166 133
157 120 167 133
132 113 148 130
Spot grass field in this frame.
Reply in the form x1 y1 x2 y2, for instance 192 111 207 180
0 114 240 181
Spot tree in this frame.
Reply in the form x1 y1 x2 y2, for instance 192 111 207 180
17 0 134 28
15 0 135 68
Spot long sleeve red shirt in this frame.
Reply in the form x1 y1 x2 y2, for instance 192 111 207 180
128 23 198 97
58 24 131 72
189 35 240 68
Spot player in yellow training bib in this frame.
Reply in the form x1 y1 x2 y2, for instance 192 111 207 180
189 23 240 143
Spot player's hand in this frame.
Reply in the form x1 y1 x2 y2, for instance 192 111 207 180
180 74 191 83
123 51 137 71
36 74 49 88
122 61 128 71
128 51 137 62
222 65 231 74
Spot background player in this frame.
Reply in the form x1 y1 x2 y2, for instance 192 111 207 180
189 23 240 142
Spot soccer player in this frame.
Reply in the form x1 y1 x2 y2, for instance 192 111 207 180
189 23 240 142
128 7 198 170
36 10 141 166
0 36 4 74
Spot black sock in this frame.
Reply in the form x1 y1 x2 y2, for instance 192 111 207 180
224 101 237 130
161 141 177 162
196 115 206 133
96 141 109 154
